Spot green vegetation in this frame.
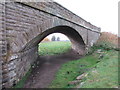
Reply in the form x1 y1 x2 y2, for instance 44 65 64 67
49 48 118 88
38 41 71 56
48 32 119 88
81 50 118 88
49 52 99 88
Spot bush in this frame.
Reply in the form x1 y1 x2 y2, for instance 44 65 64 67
97 32 118 48
86 32 119 55
95 32 119 51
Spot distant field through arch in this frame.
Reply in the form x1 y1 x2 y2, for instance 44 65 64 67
39 33 71 56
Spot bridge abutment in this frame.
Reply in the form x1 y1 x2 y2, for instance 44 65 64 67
2 46 38 88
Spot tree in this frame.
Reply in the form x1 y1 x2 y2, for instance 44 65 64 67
57 37 60 41
42 38 50 42
51 35 56 41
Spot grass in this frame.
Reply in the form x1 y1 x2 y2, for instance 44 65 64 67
38 41 71 56
49 32 119 88
49 50 99 88
80 32 119 88
81 50 118 88
49 49 118 88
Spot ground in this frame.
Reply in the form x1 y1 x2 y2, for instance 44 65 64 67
14 41 119 88
24 49 82 88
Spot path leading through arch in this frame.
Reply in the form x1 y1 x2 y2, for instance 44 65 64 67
24 49 82 88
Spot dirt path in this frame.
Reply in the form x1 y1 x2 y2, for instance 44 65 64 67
24 50 82 88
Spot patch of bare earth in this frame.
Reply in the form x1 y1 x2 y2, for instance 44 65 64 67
24 49 82 88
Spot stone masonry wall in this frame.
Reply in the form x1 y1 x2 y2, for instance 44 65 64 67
0 2 7 89
2 46 38 88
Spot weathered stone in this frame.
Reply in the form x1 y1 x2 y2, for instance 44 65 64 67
96 49 102 54
76 73 88 80
68 80 81 85
76 82 85 88
98 54 104 59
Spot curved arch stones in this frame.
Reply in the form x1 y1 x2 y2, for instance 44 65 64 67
0 1 101 88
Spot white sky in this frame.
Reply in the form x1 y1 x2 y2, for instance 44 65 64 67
47 0 119 40
47 33 69 41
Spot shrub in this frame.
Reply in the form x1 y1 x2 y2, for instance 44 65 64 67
96 32 118 48
95 32 119 51
86 32 119 55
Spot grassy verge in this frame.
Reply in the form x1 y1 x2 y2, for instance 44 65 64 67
38 41 71 56
49 50 99 88
49 32 119 88
81 50 118 88
49 49 118 88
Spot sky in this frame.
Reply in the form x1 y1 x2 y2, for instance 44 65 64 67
47 0 119 40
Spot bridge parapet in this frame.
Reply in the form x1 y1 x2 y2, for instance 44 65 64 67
21 1 101 32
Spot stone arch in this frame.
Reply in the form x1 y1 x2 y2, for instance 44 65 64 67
10 18 86 55
7 23 86 87
23 25 86 55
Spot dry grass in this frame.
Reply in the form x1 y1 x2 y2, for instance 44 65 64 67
97 32 119 48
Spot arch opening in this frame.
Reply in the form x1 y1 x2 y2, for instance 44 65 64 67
23 26 86 55
22 26 86 88
38 33 71 56
6 25 86 88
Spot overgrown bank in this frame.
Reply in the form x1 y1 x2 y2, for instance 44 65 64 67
49 47 118 88
49 32 119 88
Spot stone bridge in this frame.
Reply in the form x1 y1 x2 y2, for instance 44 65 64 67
0 0 101 89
